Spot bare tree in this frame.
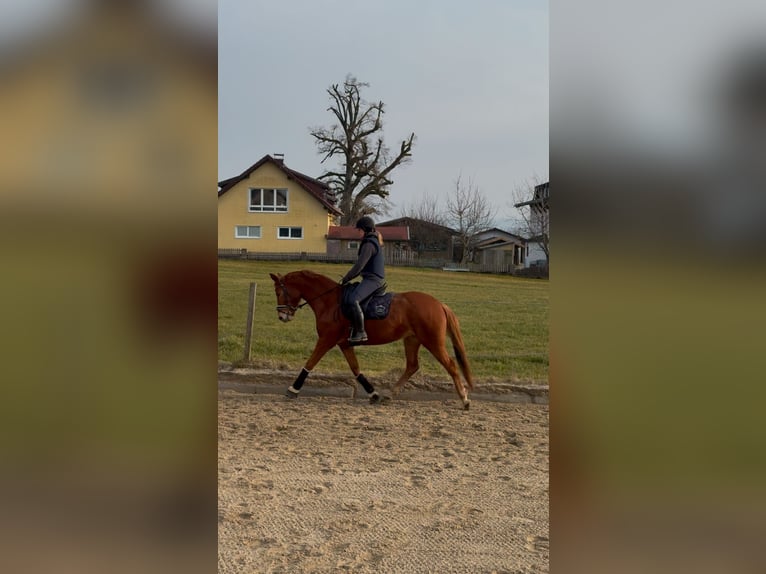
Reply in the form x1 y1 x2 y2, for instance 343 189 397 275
396 191 446 226
310 75 415 225
446 175 495 263
511 176 549 263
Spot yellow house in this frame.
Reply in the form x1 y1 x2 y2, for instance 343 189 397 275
218 155 342 253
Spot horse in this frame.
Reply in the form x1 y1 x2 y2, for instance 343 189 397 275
269 270 474 409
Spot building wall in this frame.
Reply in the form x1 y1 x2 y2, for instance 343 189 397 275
525 242 547 267
327 238 404 258
408 226 456 260
478 246 525 267
326 239 360 258
327 239 413 266
472 230 527 268
218 162 334 252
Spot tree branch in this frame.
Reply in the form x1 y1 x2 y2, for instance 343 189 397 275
309 76 416 223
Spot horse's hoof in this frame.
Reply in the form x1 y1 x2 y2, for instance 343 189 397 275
463 401 470 410
369 393 390 404
285 388 299 399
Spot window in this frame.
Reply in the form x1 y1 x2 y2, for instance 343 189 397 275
235 225 261 238
249 188 288 212
348 241 359 250
277 226 303 239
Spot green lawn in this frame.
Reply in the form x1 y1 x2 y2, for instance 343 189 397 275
218 260 549 384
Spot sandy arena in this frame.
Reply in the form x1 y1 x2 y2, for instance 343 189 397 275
218 377 548 573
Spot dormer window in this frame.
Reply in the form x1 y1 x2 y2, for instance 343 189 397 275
249 188 288 212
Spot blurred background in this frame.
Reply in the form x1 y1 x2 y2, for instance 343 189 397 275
0 1 216 572
552 0 766 572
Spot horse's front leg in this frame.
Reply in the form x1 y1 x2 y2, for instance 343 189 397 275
285 338 336 399
340 344 383 404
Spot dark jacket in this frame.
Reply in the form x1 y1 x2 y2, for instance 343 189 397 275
342 232 385 284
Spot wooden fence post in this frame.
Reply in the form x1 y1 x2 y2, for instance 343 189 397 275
243 282 257 362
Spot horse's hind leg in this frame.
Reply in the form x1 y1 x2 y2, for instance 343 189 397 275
392 336 420 397
421 337 470 410
340 345 382 403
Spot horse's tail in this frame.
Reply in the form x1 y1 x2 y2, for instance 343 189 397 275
443 304 474 391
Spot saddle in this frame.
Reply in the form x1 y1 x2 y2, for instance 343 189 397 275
341 283 394 320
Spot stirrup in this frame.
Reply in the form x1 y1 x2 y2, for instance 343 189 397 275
348 330 368 344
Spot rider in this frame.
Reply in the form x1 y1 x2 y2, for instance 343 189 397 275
340 216 386 344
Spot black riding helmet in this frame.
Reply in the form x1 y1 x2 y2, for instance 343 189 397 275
355 216 375 233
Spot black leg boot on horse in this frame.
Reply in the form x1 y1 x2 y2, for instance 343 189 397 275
348 301 368 345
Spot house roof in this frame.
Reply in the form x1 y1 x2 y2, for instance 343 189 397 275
474 237 523 250
514 198 545 208
218 155 342 216
378 217 458 235
473 228 527 243
515 181 549 209
328 226 410 241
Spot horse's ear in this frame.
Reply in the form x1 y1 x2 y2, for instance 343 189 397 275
269 273 280 282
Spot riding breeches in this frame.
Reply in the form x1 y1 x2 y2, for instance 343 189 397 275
352 277 386 304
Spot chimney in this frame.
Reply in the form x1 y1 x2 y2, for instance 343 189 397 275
273 153 284 163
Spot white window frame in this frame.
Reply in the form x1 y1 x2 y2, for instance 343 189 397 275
235 225 261 239
248 188 288 213
277 226 303 239
348 240 359 250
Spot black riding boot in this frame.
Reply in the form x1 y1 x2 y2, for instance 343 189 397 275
348 301 368 344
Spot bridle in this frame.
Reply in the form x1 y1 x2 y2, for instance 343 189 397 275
275 280 300 315
275 280 341 317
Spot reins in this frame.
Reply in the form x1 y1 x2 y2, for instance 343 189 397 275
276 280 341 314
297 283 341 308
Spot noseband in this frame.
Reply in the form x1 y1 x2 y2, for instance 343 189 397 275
276 281 300 316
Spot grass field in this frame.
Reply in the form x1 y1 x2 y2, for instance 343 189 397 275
218 260 549 384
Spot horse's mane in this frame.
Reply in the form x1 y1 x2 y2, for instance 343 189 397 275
285 269 335 287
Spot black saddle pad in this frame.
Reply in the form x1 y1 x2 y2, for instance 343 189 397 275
341 283 394 320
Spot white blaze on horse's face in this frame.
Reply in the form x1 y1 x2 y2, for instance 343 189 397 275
278 310 293 322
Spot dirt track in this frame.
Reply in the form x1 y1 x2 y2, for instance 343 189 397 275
218 378 549 573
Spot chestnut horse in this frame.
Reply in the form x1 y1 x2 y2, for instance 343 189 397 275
269 270 474 409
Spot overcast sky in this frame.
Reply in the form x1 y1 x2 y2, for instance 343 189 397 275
219 0 548 229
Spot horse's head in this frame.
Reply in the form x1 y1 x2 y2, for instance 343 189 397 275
269 273 302 322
